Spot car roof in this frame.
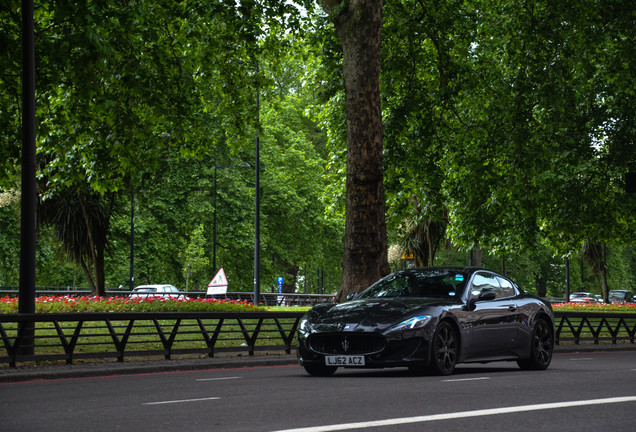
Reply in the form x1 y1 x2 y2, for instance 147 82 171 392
134 284 176 290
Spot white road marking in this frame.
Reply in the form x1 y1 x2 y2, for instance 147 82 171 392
143 396 220 405
196 376 241 382
442 377 490 382
270 396 636 432
570 357 595 361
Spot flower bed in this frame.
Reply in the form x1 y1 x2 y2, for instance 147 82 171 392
0 295 277 314
552 302 636 313
2 296 634 314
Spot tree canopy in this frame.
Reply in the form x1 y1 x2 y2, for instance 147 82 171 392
0 0 634 297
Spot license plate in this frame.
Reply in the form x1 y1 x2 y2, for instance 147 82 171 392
325 355 365 366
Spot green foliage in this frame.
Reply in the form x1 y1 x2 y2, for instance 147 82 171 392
182 224 210 291
1 1 342 295
378 0 636 257
0 1 22 188
374 0 636 295
2 0 634 299
0 190 20 285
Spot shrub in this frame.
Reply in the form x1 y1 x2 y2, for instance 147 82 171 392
552 302 636 312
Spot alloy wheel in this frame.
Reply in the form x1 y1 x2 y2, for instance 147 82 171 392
432 321 458 375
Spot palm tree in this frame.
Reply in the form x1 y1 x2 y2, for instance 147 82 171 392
401 197 448 267
39 185 115 295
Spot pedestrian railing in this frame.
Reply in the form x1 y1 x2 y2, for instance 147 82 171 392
554 311 636 346
0 311 305 368
0 311 634 367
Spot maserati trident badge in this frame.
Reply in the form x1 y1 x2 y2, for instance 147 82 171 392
341 337 350 354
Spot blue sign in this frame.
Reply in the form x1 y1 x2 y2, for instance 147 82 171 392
277 277 284 294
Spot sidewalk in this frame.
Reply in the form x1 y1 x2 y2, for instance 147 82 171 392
1 344 633 383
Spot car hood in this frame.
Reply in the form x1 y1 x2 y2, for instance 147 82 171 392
308 297 458 333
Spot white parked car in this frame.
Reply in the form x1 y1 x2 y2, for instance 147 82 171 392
569 292 597 302
130 284 187 299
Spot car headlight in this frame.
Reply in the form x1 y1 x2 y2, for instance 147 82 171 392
298 317 312 337
390 315 432 331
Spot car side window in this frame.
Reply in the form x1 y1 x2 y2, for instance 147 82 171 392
496 276 516 298
470 273 502 300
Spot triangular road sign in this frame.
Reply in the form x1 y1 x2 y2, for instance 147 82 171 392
208 268 228 287
207 268 229 295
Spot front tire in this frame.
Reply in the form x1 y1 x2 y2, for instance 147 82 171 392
430 321 458 375
303 363 337 377
518 318 554 370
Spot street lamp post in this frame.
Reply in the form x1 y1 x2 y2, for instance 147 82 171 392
19 0 37 355
213 166 218 275
565 256 571 301
253 62 261 306
129 186 135 290
228 57 261 305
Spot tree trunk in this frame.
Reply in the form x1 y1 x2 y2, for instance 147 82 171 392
95 246 106 296
79 257 96 293
322 0 390 302
534 264 548 297
600 265 609 303
583 241 609 302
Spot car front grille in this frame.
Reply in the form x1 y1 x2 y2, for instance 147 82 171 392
308 333 386 356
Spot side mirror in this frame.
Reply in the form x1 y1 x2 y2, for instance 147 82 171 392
479 291 496 301
347 292 359 301
464 290 496 311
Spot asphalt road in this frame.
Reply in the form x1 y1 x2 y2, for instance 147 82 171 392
1 350 634 432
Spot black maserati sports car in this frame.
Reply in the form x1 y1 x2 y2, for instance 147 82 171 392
297 267 555 376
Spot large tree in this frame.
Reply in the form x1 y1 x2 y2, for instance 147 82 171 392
380 1 634 276
2 1 315 293
320 0 390 301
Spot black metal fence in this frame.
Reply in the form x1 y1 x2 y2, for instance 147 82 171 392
555 311 636 345
0 311 305 368
0 311 634 368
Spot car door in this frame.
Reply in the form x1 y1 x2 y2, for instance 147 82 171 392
464 272 520 359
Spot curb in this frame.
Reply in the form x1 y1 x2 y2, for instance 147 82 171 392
0 354 299 383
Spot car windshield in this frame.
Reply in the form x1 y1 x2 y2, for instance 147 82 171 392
134 288 156 293
357 270 466 300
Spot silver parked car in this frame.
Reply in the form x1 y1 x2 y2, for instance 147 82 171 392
609 290 634 303
569 292 597 303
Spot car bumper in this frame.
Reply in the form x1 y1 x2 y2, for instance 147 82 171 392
297 335 431 369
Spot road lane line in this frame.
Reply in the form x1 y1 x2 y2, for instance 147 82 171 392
196 376 241 382
143 396 220 405
442 377 490 382
270 396 636 432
